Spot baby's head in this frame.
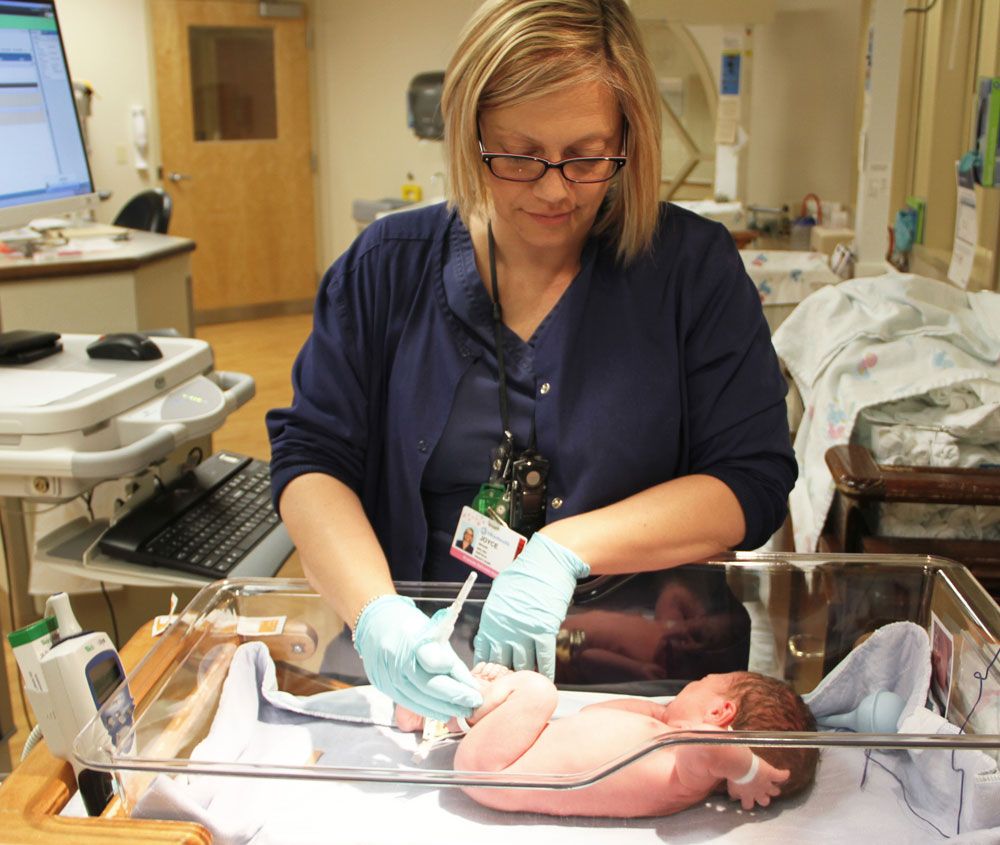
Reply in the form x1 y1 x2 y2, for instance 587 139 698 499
667 671 818 799
726 671 818 799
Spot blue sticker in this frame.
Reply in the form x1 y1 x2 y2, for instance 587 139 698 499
721 53 741 96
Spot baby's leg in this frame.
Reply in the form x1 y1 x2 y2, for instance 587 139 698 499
394 662 518 733
454 668 558 773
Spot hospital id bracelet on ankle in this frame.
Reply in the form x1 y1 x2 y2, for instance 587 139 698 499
731 752 760 785
350 594 391 642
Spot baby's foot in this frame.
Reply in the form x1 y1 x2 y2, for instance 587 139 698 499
394 704 426 733
471 662 511 682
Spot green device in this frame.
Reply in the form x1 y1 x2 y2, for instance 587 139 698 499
975 77 1000 187
906 197 926 244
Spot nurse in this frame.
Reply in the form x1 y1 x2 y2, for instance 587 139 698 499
267 0 796 722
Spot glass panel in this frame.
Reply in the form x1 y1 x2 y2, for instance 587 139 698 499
189 26 277 141
74 557 1000 820
640 21 716 196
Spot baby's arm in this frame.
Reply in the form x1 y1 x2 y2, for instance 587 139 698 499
673 735 789 810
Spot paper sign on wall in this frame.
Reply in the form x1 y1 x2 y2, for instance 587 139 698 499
947 163 978 288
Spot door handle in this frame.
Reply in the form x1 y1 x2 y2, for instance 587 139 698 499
167 172 193 183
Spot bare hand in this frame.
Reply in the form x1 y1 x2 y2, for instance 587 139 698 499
727 756 789 810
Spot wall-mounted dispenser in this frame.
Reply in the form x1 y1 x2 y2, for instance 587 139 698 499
131 105 149 171
408 72 445 141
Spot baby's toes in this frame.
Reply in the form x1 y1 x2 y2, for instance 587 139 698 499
481 662 512 681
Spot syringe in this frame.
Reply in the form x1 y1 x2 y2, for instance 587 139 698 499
429 570 478 644
412 571 479 763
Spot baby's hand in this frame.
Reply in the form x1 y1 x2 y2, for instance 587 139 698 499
726 754 789 811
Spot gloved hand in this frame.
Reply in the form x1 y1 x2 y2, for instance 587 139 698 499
474 533 590 678
353 594 483 722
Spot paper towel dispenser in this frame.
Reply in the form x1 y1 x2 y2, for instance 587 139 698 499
408 72 445 140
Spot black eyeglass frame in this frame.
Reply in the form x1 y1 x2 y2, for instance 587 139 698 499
477 121 629 184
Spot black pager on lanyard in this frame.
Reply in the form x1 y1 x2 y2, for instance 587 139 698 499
510 448 550 536
471 222 550 538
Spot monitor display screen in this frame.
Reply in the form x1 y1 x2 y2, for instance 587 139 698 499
0 0 96 229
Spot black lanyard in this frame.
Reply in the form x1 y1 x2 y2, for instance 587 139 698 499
481 222 550 537
487 221 513 445
486 221 536 455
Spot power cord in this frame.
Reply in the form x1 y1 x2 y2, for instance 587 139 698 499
904 0 939 13
5 578 36 736
859 643 1000 837
948 644 1000 835
99 581 120 650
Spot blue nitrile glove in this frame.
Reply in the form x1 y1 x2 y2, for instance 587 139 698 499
353 594 483 722
473 533 590 678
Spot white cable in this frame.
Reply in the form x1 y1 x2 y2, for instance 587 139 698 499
20 724 44 761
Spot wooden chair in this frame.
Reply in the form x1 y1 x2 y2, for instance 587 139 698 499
820 443 1000 600
729 228 758 249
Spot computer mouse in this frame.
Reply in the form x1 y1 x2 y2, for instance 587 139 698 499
86 332 163 361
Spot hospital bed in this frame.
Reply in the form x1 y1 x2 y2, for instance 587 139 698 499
672 199 747 230
737 248 840 437
26 553 994 844
739 248 841 334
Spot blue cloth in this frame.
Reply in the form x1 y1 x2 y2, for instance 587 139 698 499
266 202 796 581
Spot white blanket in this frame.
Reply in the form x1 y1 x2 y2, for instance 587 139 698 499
130 628 1000 844
771 273 1000 551
741 250 839 306
804 622 1000 837
673 199 745 229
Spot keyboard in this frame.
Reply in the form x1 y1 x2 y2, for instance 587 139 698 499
99 451 291 579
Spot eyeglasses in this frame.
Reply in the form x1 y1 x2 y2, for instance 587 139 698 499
478 123 628 184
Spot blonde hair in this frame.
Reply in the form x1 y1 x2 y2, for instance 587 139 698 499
441 0 662 264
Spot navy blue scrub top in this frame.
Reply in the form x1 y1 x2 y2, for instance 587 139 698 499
266 202 796 582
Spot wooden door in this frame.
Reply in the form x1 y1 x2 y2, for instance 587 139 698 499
151 0 317 321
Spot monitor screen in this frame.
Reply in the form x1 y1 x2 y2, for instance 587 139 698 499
0 0 97 230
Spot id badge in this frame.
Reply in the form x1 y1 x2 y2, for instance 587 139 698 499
449 505 526 578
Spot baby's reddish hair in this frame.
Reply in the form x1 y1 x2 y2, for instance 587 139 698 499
727 671 819 799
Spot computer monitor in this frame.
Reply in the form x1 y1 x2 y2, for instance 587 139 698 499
0 0 98 231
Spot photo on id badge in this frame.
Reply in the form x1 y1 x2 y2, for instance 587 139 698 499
449 505 526 578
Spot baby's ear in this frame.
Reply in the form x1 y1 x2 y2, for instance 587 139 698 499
708 698 737 727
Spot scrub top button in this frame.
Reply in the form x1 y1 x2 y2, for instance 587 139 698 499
551 497 563 510
540 382 551 395
417 439 428 453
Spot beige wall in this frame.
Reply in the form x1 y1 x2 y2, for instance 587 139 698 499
744 1 864 213
54 0 159 224
310 0 480 266
55 0 865 267
639 1 863 213
899 0 1000 290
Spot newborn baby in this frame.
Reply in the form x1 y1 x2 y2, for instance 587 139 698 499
396 664 818 818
